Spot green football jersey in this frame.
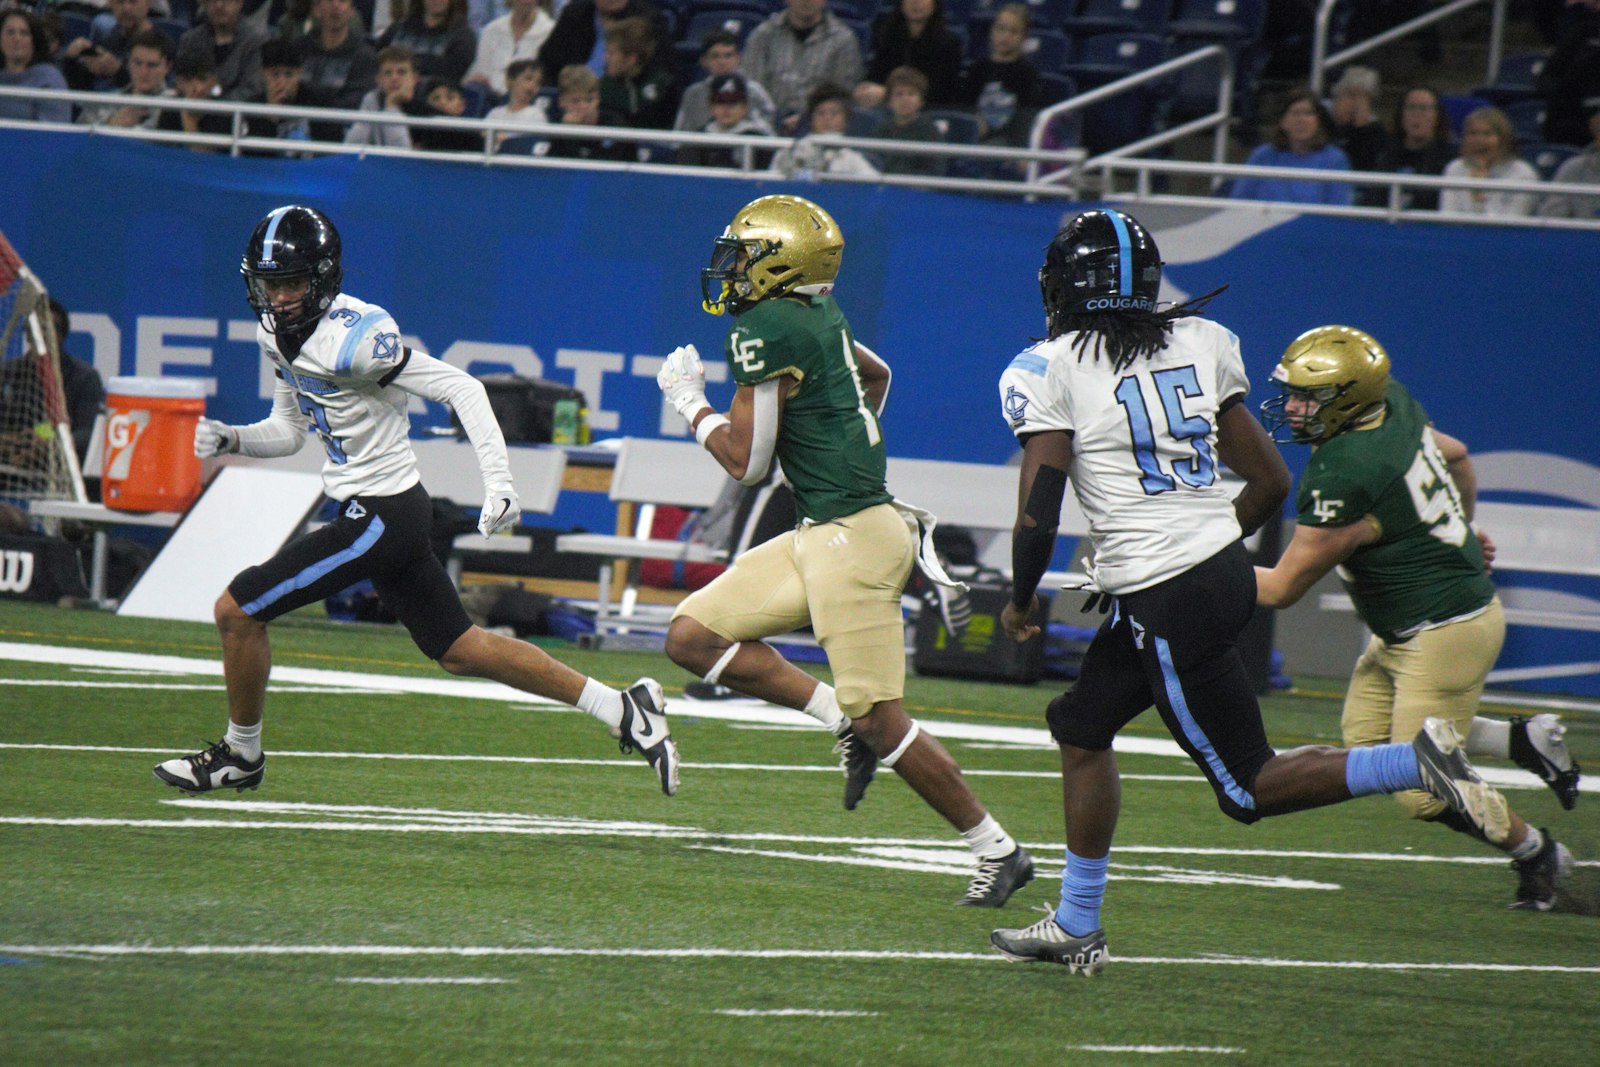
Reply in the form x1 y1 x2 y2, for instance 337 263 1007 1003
1296 379 1493 643
724 295 892 523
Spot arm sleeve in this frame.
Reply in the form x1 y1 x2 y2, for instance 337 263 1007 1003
1295 465 1374 528
738 379 781 486
234 374 311 458
387 350 515 492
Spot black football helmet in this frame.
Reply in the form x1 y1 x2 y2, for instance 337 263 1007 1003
241 205 342 335
1040 209 1163 329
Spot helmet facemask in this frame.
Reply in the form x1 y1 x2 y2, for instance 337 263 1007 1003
1259 325 1391 444
245 269 317 335
701 233 770 315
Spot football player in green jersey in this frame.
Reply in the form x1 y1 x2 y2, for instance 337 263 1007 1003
656 194 1034 907
1256 325 1578 911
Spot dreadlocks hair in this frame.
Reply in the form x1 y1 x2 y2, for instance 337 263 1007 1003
1059 285 1230 373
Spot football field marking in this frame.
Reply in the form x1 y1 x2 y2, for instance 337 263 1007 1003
1067 1046 1243 1055
0 640 1584 795
4 943 1597 974
715 1009 879 1017
337 976 512 985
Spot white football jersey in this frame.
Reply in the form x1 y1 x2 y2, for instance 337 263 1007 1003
998 316 1249 594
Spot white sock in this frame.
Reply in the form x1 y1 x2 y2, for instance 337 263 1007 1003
1509 826 1544 861
960 814 1016 861
224 720 262 762
1465 718 1510 759
804 683 847 735
576 677 624 731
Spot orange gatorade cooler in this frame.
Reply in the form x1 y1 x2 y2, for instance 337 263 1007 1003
103 376 207 512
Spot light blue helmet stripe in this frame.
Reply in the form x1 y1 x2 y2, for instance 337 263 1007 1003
260 206 293 264
1105 210 1133 296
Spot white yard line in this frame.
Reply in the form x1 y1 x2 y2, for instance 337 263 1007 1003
2 942 1596 974
337 976 512 985
1067 1046 1244 1055
715 1009 879 1017
0 640 1588 795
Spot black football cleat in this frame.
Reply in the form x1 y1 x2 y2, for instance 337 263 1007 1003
153 739 264 794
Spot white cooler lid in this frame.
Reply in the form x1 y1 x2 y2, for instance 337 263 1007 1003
106 376 209 399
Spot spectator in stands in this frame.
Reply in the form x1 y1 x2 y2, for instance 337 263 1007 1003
466 0 552 94
1230 89 1354 206
598 15 675 129
379 0 477 84
176 0 266 100
869 65 944 176
675 71 773 169
1376 85 1455 211
157 47 234 148
1328 65 1390 176
411 77 482 149
0 9 71 124
1535 0 1600 146
959 3 1042 152
536 0 669 88
742 0 863 133
484 57 549 146
245 37 336 146
1538 107 1600 218
1439 106 1539 216
299 0 378 112
854 0 963 111
346 44 418 147
61 0 154 90
767 81 878 178
545 62 631 159
674 29 775 134
275 0 368 43
76 27 174 127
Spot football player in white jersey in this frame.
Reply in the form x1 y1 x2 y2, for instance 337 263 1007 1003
153 205 679 798
988 209 1505 975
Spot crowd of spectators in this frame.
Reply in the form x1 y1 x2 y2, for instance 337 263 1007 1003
0 0 1595 214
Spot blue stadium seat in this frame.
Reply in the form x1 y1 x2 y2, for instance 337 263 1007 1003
1036 71 1077 106
1439 94 1492 139
1018 0 1074 25
683 0 770 14
926 109 981 144
1505 98 1548 146
460 82 490 119
680 8 766 48
1064 0 1171 38
1021 28 1073 73
1166 0 1265 42
58 13 94 44
151 17 188 47
1059 31 1168 90
1525 141 1579 182
840 16 873 58
1472 50 1548 107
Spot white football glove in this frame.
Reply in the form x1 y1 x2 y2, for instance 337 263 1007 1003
657 343 709 423
478 488 521 537
193 417 239 458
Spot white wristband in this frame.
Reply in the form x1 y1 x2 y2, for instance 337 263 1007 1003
694 413 730 447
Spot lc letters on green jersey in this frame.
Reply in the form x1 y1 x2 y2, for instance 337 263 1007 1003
1296 380 1494 643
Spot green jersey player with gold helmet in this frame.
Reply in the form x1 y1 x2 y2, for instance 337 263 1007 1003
656 194 1034 908
1256 324 1578 911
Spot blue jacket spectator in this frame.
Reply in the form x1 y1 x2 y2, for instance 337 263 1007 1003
1232 89 1355 206
0 10 70 123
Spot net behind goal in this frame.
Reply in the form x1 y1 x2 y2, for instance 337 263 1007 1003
0 228 87 510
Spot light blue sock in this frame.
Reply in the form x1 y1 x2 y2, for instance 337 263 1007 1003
1054 850 1109 937
1345 742 1425 796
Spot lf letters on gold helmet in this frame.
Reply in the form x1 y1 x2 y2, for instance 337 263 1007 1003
1260 325 1391 443
701 194 845 315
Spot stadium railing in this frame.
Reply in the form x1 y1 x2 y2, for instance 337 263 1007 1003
1310 0 1508 98
2 84 1598 227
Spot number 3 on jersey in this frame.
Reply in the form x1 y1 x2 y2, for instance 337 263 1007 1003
297 392 348 465
1114 366 1216 495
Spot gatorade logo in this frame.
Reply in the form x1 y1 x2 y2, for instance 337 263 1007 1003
0 550 35 594
104 410 151 481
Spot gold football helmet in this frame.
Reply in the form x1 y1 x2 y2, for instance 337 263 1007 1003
1260 325 1391 443
701 194 845 315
